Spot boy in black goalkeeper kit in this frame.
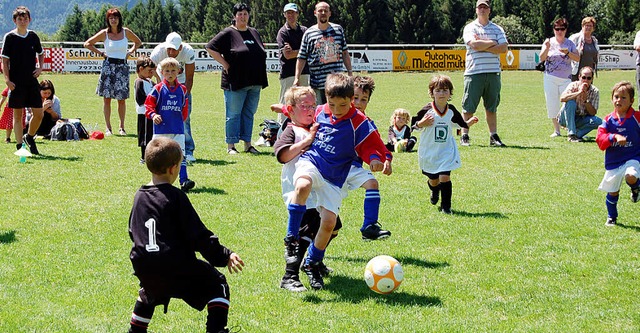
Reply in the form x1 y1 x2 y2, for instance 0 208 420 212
127 137 244 333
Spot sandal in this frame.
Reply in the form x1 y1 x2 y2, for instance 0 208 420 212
244 146 260 154
227 147 239 155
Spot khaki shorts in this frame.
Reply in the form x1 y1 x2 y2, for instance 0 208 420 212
461 73 501 114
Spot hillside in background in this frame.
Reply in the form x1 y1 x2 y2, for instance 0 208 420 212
0 0 128 37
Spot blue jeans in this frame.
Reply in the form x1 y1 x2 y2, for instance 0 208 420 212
184 92 194 156
224 85 261 144
558 100 603 138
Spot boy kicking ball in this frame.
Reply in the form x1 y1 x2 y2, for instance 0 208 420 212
596 81 640 226
127 137 244 333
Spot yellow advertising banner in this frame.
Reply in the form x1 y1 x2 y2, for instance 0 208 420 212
393 49 519 71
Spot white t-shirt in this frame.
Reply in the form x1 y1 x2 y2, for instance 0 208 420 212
150 42 196 84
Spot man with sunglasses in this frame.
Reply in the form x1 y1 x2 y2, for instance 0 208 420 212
460 0 508 147
558 66 602 142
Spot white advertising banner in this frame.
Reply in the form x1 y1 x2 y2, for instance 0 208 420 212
519 49 637 70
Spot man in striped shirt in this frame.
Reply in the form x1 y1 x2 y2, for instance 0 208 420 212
460 0 508 147
293 1 352 105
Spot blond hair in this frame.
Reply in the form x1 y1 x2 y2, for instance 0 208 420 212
284 86 316 106
390 108 411 126
159 57 180 71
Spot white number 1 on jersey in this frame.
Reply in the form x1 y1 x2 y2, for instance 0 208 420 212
144 218 160 252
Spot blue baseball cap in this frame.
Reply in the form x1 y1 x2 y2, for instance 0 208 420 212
283 3 298 12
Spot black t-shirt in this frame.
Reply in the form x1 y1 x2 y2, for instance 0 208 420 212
277 24 309 79
206 26 268 91
128 183 232 275
1 30 43 84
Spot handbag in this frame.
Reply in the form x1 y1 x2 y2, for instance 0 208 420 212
535 61 546 72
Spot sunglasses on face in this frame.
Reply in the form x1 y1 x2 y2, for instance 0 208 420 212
554 27 566 31
581 76 593 80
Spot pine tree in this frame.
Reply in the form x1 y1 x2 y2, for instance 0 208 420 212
58 4 86 42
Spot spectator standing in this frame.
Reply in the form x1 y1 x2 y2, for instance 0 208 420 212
294 1 352 105
460 0 508 147
569 17 599 82
150 32 197 162
633 29 640 106
84 7 142 136
277 3 310 124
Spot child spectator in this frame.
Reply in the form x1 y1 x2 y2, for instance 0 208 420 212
0 87 24 143
127 137 244 333
145 58 195 192
386 108 417 152
135 57 157 163
345 75 393 241
596 81 640 226
30 80 61 138
285 73 389 290
413 75 478 214
1 6 45 154
273 86 341 292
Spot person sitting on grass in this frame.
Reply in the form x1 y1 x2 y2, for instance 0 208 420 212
127 137 244 333
284 73 389 290
413 75 478 214
596 81 640 227
386 108 417 152
145 58 195 192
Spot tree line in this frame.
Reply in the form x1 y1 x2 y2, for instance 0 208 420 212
55 0 640 46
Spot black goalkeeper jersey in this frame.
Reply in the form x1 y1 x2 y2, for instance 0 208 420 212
128 183 232 275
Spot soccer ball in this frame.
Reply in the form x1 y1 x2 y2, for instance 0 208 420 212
364 255 404 294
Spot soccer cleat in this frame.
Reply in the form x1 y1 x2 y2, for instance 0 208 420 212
105 129 113 136
460 134 470 146
180 179 196 192
119 128 127 136
605 217 616 227
22 134 39 155
489 133 506 147
440 207 453 215
185 154 196 163
361 222 391 241
631 187 640 203
280 275 307 292
302 261 324 290
318 261 334 277
567 134 582 142
139 158 145 164
283 237 299 265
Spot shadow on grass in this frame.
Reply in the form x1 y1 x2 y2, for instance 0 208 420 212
303 275 442 307
328 255 449 270
450 210 507 218
34 154 82 162
0 230 17 244
616 223 640 232
193 159 236 167
475 144 550 150
188 186 227 195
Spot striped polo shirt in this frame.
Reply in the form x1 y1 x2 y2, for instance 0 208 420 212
462 19 507 75
297 23 348 89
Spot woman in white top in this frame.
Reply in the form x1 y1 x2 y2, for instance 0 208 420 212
84 7 142 136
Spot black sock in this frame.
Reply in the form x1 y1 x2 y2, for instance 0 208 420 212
206 297 229 333
129 299 155 333
440 181 452 211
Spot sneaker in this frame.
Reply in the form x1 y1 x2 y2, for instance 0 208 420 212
118 128 127 136
180 179 196 192
302 261 324 290
567 134 582 142
280 275 307 292
284 237 299 265
605 217 617 227
489 133 506 147
460 134 470 146
440 207 453 215
550 131 561 138
318 262 334 277
139 158 145 164
361 222 391 241
105 129 113 136
22 134 39 155
185 154 196 163
631 187 640 203
4 138 10 143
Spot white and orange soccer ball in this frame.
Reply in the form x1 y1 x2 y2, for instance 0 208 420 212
364 255 404 294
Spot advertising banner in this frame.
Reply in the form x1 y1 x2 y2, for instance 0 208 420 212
519 49 637 70
392 49 519 71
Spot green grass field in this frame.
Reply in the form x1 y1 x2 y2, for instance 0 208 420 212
1 70 639 332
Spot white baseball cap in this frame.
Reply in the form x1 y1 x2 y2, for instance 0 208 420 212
283 3 299 12
165 32 182 50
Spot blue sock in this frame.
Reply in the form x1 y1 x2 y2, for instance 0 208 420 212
361 189 381 231
286 203 306 239
306 243 325 264
606 194 618 219
179 160 188 184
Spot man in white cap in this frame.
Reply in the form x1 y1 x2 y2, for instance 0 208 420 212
150 32 197 162
276 3 310 123
460 0 508 147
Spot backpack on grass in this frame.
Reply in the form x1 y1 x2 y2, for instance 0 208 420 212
50 121 79 141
